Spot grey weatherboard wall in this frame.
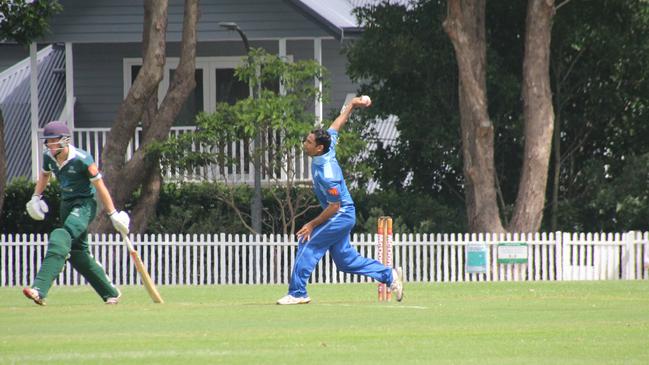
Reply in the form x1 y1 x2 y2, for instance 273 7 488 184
73 40 358 128
39 0 335 43
73 40 280 128
0 45 30 71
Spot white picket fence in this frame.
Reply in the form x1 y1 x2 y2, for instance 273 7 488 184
1 232 648 287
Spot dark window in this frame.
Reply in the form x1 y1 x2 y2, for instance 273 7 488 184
131 65 141 83
215 68 249 105
171 69 204 126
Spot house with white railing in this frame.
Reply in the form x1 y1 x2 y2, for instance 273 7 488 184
1 0 400 184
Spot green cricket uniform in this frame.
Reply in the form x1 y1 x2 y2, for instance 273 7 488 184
32 145 119 301
42 144 98 199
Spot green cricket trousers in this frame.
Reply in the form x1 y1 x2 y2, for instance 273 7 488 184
32 196 119 301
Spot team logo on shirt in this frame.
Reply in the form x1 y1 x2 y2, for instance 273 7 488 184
327 187 339 196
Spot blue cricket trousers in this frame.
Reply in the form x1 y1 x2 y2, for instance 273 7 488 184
288 206 393 298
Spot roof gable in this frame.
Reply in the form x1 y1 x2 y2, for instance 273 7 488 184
287 0 361 39
287 0 413 40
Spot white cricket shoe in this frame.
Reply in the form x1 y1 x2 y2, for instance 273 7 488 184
22 287 46 306
276 294 311 305
389 267 404 302
105 288 122 305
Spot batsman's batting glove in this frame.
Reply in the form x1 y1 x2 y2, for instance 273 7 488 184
109 210 130 235
26 195 49 221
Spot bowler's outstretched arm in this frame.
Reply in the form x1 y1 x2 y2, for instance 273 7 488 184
329 95 371 132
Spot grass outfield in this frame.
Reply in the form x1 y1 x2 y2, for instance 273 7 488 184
1 281 648 365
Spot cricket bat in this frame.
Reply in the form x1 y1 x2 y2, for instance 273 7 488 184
120 232 164 303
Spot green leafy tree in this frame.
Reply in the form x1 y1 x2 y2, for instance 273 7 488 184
153 49 357 234
346 1 461 197
347 0 649 233
547 0 649 231
0 0 62 46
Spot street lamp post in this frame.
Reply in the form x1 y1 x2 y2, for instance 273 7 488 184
219 22 263 234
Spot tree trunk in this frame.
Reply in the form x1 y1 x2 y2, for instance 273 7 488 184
90 0 167 233
551 54 561 232
0 109 6 216
128 80 161 232
508 0 555 232
129 0 198 233
101 0 167 178
91 0 199 233
443 0 504 233
130 164 163 234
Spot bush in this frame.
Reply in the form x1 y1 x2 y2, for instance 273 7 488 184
149 182 252 234
148 182 321 235
2 179 465 234
1 177 61 234
352 189 467 234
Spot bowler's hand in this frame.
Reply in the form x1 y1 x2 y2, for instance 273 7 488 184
297 222 315 243
351 95 372 108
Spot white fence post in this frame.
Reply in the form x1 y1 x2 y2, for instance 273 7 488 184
550 231 563 281
560 232 569 280
622 231 637 280
644 232 649 280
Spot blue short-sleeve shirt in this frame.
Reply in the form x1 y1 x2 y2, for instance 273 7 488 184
311 128 354 209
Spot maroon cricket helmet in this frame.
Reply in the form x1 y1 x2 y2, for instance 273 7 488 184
41 121 71 139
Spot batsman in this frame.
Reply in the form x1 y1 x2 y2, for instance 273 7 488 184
277 95 404 305
22 121 130 305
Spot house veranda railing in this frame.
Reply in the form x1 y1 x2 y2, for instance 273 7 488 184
35 127 312 184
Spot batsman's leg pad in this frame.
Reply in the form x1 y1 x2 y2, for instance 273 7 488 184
47 228 73 257
32 228 72 298
69 250 119 301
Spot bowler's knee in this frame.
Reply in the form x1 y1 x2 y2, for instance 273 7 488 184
331 251 357 271
295 258 318 278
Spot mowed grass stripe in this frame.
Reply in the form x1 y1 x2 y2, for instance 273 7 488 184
0 281 647 365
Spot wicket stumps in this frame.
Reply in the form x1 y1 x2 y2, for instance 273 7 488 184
377 216 393 301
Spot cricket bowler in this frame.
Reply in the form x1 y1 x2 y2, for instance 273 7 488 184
22 121 130 305
277 95 404 305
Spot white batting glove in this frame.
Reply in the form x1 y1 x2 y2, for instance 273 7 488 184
26 195 49 221
109 210 130 235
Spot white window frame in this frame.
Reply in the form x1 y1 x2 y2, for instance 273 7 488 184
123 55 294 115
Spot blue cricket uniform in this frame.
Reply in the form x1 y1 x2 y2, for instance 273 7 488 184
288 128 393 298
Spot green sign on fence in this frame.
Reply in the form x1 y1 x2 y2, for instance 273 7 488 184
497 242 528 264
466 243 488 273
